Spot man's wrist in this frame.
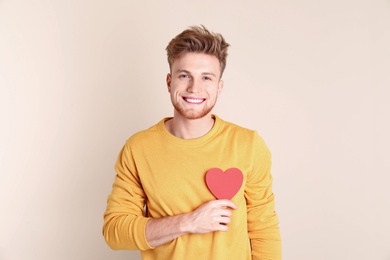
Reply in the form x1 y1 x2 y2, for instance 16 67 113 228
178 212 193 234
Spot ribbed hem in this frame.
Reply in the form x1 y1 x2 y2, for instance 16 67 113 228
136 217 155 250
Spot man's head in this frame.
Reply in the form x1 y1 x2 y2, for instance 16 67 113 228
166 25 230 78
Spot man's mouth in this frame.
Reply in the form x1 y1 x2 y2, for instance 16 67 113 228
182 97 205 104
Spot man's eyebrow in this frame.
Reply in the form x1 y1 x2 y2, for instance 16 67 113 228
175 70 217 77
174 70 218 79
175 69 190 74
202 72 217 77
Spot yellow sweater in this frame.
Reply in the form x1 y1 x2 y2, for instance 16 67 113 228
103 115 281 260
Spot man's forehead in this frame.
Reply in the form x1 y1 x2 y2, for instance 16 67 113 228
171 54 221 76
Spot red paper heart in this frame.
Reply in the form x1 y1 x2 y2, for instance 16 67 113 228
205 168 243 200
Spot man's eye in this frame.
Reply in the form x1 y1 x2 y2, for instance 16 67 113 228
204 77 211 81
180 74 189 78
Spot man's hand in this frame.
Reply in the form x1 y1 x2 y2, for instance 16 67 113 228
183 199 238 234
146 200 237 247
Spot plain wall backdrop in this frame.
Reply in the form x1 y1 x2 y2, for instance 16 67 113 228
1 0 389 259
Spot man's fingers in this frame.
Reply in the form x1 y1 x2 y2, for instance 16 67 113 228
217 209 233 217
212 199 238 210
215 215 232 224
217 224 229 232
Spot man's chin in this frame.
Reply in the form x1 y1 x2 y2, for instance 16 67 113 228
176 109 212 120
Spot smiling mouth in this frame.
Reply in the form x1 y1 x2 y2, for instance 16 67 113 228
183 97 205 104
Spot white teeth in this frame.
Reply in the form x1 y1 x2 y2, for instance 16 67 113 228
185 98 203 103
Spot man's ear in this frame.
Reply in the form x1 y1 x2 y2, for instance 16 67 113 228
218 79 224 96
166 73 172 92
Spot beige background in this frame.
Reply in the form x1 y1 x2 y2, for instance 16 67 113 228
1 0 389 259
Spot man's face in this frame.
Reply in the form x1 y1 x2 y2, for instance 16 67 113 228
167 52 224 120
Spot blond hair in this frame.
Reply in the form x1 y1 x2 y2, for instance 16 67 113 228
166 25 230 77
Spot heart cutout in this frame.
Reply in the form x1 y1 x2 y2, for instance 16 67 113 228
205 168 243 200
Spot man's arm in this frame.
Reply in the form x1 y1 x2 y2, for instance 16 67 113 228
145 200 237 247
246 133 282 260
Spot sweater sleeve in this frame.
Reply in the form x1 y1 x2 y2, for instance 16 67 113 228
102 142 154 250
245 133 282 260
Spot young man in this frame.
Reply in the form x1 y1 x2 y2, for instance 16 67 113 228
103 25 281 259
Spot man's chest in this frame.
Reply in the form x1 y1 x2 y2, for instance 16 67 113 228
134 144 252 217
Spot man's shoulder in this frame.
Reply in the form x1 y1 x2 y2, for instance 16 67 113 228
217 116 267 145
124 119 165 146
218 116 257 136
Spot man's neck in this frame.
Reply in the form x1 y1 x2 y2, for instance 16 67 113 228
165 114 215 139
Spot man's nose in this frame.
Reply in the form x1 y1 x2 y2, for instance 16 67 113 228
187 79 201 93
